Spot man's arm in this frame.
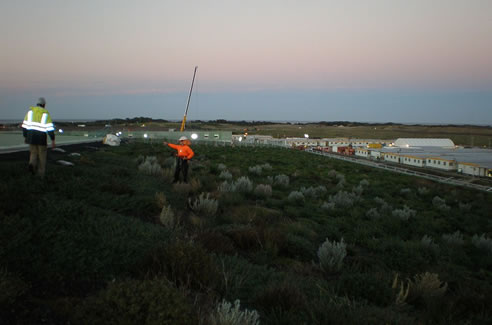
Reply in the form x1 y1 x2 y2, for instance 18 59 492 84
48 130 56 148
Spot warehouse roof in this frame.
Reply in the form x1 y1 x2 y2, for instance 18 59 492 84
394 138 455 148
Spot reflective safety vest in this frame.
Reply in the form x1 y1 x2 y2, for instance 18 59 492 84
22 106 55 132
167 143 194 159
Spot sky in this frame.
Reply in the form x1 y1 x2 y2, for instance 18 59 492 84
1 0 491 124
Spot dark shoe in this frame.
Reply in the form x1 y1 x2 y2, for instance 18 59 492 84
28 164 35 175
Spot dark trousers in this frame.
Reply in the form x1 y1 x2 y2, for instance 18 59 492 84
174 158 189 183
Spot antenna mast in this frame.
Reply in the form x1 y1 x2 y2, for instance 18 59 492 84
180 66 198 132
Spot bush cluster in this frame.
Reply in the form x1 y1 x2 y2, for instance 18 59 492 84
318 238 347 273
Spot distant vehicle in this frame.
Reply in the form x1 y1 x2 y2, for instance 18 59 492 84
77 124 86 128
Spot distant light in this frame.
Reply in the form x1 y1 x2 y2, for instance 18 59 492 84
191 133 198 140
143 133 148 138
304 134 309 138
58 129 63 133
406 144 409 148
238 136 243 142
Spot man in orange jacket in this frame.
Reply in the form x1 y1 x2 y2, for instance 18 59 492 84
163 136 194 183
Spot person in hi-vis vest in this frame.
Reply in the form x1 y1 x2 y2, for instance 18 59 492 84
22 97 56 178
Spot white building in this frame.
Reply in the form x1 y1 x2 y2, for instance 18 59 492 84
394 138 455 148
355 148 369 158
400 155 426 167
425 157 457 171
458 163 489 177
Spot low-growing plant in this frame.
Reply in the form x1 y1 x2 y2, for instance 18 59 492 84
318 237 347 273
261 163 272 171
218 163 228 171
392 205 416 221
409 272 448 302
287 191 304 204
248 165 263 176
432 196 450 211
273 174 289 188
418 187 429 195
173 182 192 196
359 179 370 187
421 235 439 254
352 185 364 196
300 185 327 199
442 231 465 246
235 176 253 193
155 192 167 208
400 188 412 196
254 184 272 198
138 156 162 176
366 208 381 219
189 193 218 217
71 277 197 325
321 201 335 211
471 234 492 254
328 190 359 208
209 299 260 325
392 273 410 306
159 205 178 229
220 170 233 180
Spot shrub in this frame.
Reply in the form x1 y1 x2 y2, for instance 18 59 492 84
421 235 439 255
138 156 162 176
219 181 236 192
209 299 260 325
235 176 253 193
321 201 335 211
248 165 262 176
254 184 272 198
400 188 412 196
159 205 178 229
300 185 327 199
359 179 370 187
442 231 465 246
472 234 492 254
139 240 218 290
328 190 359 208
366 208 381 219
273 174 289 188
408 272 448 303
172 182 192 196
218 163 228 171
352 185 364 196
287 191 304 204
392 205 416 221
318 238 347 273
71 277 196 325
261 163 272 171
418 187 429 195
432 196 450 211
219 170 233 180
155 192 167 208
162 156 176 168
189 193 218 217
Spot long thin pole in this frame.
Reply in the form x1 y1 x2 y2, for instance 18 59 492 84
180 66 198 132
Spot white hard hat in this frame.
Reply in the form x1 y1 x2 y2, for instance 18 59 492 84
179 136 188 141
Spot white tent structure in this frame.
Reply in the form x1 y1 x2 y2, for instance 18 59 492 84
394 138 455 148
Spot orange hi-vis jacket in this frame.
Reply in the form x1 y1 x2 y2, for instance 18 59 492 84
167 143 194 160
